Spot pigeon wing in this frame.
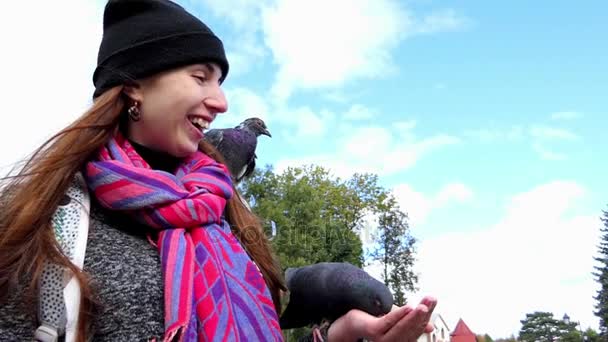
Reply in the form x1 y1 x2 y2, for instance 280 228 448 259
217 130 257 181
237 153 257 183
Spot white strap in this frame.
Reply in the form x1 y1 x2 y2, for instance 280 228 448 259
64 174 90 342
34 323 59 342
36 173 90 342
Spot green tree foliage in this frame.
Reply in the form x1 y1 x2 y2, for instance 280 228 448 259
241 165 388 269
240 165 420 341
370 196 418 305
518 312 580 342
584 327 602 342
494 337 517 342
593 208 608 338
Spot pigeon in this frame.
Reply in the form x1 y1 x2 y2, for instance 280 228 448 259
203 117 271 184
279 262 394 329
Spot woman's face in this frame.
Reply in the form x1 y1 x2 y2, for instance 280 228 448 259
124 63 227 158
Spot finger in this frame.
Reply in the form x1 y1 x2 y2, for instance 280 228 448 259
375 305 414 335
417 296 437 333
420 296 437 312
424 322 434 334
383 304 429 341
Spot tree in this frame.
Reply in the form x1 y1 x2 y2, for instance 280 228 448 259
242 165 369 269
518 311 578 342
240 165 416 341
560 330 583 342
584 327 601 342
370 196 418 305
494 337 517 342
593 208 608 338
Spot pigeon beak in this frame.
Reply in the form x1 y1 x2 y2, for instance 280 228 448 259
262 128 272 138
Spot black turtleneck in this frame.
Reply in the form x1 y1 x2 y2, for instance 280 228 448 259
128 139 182 173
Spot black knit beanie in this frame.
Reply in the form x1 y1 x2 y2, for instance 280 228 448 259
92 0 229 98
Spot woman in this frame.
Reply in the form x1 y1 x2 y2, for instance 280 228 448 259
0 0 436 341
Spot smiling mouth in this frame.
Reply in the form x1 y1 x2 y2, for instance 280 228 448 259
188 116 210 131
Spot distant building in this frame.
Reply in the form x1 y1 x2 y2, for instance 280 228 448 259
451 318 476 342
418 313 451 342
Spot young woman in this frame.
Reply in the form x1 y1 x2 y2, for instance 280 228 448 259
0 1 436 341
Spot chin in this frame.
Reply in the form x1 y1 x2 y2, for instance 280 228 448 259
174 142 200 158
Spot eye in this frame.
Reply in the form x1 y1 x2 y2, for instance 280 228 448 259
193 74 206 83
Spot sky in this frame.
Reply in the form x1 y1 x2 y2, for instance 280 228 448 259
1 0 607 339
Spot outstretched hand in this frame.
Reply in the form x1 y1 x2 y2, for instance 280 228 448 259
327 296 437 342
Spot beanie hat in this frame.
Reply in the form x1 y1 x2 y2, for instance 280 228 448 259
92 0 229 98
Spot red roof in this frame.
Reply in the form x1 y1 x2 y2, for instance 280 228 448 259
451 318 476 342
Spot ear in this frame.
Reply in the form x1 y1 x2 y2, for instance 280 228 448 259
123 81 144 103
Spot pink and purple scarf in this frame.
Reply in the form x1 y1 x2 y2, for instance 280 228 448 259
84 134 283 342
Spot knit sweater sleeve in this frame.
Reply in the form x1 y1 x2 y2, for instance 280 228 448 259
0 291 36 340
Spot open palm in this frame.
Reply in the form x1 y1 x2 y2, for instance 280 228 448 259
328 296 437 342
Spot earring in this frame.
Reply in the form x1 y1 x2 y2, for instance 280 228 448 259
128 101 141 122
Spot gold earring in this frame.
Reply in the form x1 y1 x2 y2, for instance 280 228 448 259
128 101 141 122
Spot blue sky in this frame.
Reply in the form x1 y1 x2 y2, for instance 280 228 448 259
0 0 606 339
185 1 608 337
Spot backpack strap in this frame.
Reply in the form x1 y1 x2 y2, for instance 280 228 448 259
35 173 91 342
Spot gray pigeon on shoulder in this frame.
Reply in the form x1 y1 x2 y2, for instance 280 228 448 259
203 117 271 184
279 262 394 329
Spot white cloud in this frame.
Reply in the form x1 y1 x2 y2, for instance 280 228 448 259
262 0 408 101
260 0 468 101
409 181 600 338
275 124 459 178
530 126 579 141
199 0 266 31
282 106 330 139
464 126 525 143
463 123 579 161
0 1 103 176
393 185 434 227
362 182 474 284
527 122 580 161
344 104 376 121
532 143 567 161
197 0 270 76
394 120 418 133
392 183 473 227
551 111 582 120
199 1 468 101
416 9 471 34
436 183 474 205
219 87 273 128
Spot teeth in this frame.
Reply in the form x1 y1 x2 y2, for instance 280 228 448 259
190 117 209 130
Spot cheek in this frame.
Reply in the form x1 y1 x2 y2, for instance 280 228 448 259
143 96 183 124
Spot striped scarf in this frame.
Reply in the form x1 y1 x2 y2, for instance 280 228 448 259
84 134 283 342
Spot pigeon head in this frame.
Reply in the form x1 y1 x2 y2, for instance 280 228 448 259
238 117 271 137
349 278 394 316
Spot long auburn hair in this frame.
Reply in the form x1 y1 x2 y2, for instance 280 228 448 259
0 86 286 341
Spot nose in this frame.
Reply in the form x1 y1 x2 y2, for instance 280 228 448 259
203 84 228 114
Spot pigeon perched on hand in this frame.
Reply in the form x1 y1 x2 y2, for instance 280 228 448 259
203 117 271 184
279 262 394 329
